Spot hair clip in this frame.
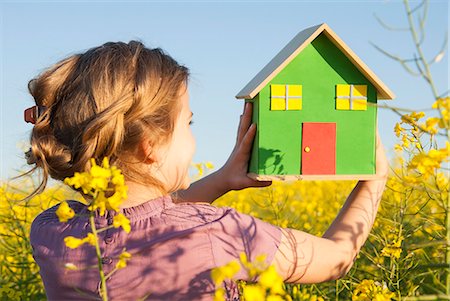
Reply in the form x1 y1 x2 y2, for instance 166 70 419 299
24 105 47 124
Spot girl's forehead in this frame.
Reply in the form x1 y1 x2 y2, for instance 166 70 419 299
180 88 191 112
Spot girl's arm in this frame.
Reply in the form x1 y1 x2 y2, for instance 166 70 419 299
273 130 389 283
172 102 271 203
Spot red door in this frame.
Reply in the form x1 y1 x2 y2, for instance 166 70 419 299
301 122 336 175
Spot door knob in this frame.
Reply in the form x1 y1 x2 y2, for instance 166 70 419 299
304 146 311 153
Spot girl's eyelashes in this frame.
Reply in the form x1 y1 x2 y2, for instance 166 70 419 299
189 120 194 126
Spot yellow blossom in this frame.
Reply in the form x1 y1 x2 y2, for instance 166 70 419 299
421 117 440 134
64 236 85 249
381 236 403 259
266 295 285 301
352 279 395 301
64 233 96 249
107 187 128 212
89 191 108 216
259 265 284 294
239 252 267 279
408 146 449 176
394 123 403 138
84 233 97 246
55 201 75 222
394 144 403 152
211 260 240 285
64 172 90 194
213 287 225 301
113 214 131 233
401 111 425 126
242 285 266 301
116 251 131 270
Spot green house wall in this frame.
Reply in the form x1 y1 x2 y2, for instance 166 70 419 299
248 33 377 176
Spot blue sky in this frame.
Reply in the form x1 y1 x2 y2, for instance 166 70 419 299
0 0 448 181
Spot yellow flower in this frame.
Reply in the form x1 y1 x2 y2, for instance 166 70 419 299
111 166 125 186
394 144 403 152
211 260 240 285
266 295 285 301
213 287 225 301
239 252 267 279
436 172 449 189
64 233 96 249
113 214 131 233
64 172 90 194
394 123 403 138
194 163 204 176
84 233 97 246
107 187 128 212
381 236 403 259
352 279 395 301
408 147 449 176
64 236 85 249
64 157 127 208
422 117 440 134
116 251 131 270
55 201 75 222
89 191 108 216
205 162 214 169
242 285 265 301
401 111 424 125
259 265 284 294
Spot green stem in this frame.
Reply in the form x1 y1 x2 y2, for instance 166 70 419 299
89 214 108 301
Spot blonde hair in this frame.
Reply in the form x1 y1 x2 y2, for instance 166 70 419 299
23 40 189 199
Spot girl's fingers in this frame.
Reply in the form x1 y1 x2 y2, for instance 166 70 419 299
239 123 256 156
251 179 272 187
236 102 253 144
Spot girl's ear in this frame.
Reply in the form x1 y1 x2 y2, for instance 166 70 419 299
138 138 157 164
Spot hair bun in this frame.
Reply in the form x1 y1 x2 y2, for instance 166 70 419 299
30 135 74 181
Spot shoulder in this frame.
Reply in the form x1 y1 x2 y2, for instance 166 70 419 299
31 200 85 225
30 200 86 243
162 201 231 225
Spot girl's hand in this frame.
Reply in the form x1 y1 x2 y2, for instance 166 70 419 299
217 102 272 191
374 128 389 180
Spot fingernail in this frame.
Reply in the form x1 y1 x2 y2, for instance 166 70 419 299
244 102 250 112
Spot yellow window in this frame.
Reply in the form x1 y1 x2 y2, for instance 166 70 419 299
270 84 302 111
336 98 350 110
336 84 367 111
288 85 302 97
271 84 285 97
353 99 367 110
288 99 302 110
271 98 286 110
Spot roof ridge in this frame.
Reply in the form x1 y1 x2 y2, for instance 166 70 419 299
235 23 395 100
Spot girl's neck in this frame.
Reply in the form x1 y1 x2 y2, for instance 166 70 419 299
121 181 167 208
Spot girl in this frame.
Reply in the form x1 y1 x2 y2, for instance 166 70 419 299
27 41 389 300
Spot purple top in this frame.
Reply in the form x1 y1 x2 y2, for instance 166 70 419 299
30 195 282 300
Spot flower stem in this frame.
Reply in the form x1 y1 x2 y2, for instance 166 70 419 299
89 214 108 301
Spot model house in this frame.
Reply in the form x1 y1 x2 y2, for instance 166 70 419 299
236 23 394 180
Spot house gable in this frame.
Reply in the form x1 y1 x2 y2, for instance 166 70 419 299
236 23 394 101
